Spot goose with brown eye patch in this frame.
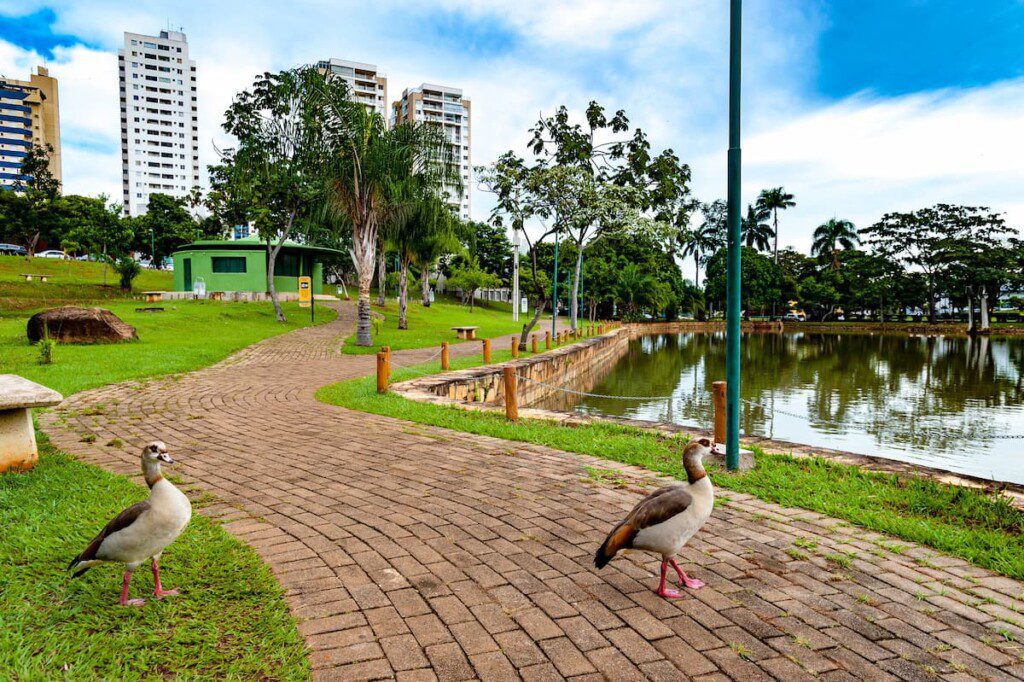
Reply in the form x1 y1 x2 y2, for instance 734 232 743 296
67 441 192 606
594 437 715 598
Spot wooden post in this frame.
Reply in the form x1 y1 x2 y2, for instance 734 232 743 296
482 338 491 363
382 345 391 364
545 331 551 349
713 381 727 447
531 334 538 354
503 367 518 421
441 341 450 370
376 352 389 394
511 336 519 358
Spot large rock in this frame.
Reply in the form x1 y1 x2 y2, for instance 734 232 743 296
27 306 137 344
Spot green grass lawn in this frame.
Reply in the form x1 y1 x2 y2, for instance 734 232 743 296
2 300 336 396
318 355 1024 582
343 297 553 354
0 438 308 680
1 255 173 312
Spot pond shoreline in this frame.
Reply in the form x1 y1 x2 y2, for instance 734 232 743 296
654 319 1024 337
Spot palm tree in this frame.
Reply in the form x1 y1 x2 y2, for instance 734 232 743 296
410 202 460 309
756 187 795 263
741 204 772 252
811 217 859 271
321 100 459 345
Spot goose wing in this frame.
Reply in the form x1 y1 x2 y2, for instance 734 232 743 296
595 485 693 568
68 501 151 576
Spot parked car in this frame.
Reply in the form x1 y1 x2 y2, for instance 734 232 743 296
782 311 806 322
0 243 28 256
37 250 69 259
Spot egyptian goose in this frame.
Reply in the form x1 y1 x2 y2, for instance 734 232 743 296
68 441 192 606
595 437 714 598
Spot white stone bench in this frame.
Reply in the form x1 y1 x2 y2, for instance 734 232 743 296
0 375 63 473
141 291 165 303
21 273 49 282
452 326 480 340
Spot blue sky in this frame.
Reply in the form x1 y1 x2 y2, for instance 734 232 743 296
1 0 1022 262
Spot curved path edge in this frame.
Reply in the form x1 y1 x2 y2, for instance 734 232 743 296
42 302 1024 681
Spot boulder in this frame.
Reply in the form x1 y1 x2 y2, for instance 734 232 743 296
27 306 137 344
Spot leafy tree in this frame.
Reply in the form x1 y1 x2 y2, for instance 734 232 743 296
615 264 670 320
5 143 62 257
527 101 691 330
322 88 458 344
445 258 500 312
113 255 141 291
741 203 772 252
755 187 796 263
410 204 461 309
204 150 253 237
811 217 859 271
61 195 134 285
681 200 726 288
131 193 203 266
860 204 1011 323
447 220 514 283
704 246 783 316
223 66 341 322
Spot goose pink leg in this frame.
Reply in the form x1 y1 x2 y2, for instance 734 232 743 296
656 560 683 598
119 571 145 607
152 558 179 599
670 558 705 589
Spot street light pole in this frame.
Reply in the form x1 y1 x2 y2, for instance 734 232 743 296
725 0 743 471
552 231 559 339
512 227 520 323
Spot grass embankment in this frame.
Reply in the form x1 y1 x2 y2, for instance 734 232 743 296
343 297 551 354
0 439 308 680
0 255 173 312
2 300 336 396
318 355 1024 582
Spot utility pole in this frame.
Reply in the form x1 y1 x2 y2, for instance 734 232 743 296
512 227 520 322
725 0 743 471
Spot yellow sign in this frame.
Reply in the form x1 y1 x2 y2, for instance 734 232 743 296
298 276 312 308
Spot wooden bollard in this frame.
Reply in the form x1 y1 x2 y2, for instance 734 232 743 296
482 338 491 363
503 367 518 421
511 336 519 358
545 331 551 349
531 334 538 354
376 352 389 394
441 341 450 370
712 381 727 447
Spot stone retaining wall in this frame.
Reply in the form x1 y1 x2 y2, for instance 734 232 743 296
392 328 631 409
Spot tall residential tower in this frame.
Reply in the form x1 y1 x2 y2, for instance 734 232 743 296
0 66 61 189
392 84 471 221
118 29 198 216
315 58 387 118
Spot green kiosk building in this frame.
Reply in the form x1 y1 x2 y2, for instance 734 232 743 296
172 237 342 296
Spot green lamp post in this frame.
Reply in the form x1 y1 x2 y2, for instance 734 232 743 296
725 0 742 470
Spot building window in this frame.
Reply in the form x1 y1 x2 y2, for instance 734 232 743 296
211 256 247 273
276 253 301 277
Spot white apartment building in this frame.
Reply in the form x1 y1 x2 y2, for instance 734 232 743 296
392 84 471 221
315 58 387 118
119 29 199 216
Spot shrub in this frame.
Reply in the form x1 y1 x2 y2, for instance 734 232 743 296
113 256 142 291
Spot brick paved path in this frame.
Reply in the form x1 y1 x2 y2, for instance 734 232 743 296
42 303 1024 681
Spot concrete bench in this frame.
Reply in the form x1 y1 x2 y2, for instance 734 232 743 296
20 273 49 282
0 375 63 473
452 326 480 340
141 291 165 303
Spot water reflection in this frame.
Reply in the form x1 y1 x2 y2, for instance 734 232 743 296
551 333 1024 484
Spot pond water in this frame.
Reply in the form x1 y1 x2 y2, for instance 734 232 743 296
548 332 1024 484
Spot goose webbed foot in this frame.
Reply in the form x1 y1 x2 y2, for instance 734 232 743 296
151 558 179 598
154 588 179 599
122 598 146 607
669 558 705 589
656 560 685 599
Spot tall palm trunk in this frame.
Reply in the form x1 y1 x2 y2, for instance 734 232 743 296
376 237 386 306
773 210 779 263
693 252 700 289
420 265 431 307
398 256 410 329
351 217 378 346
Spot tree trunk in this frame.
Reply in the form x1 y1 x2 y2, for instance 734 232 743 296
421 265 431 307
569 247 583 330
376 242 386 307
102 244 108 286
468 288 475 312
693 252 700 289
398 257 410 330
266 241 285 323
518 299 547 350
926 273 936 324
773 210 779 264
980 286 990 332
350 218 378 346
